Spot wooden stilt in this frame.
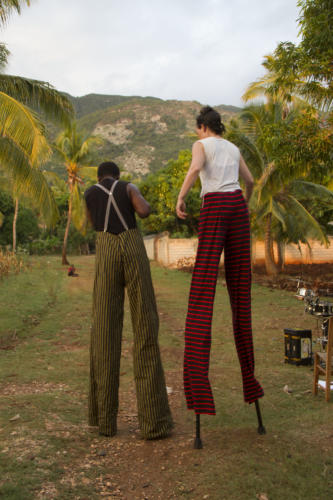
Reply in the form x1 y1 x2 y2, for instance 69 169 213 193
255 400 266 434
194 414 203 449
192 403 265 449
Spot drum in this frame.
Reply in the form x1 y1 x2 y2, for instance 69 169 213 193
305 300 333 317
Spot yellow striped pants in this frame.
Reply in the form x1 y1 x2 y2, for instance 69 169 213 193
88 228 173 438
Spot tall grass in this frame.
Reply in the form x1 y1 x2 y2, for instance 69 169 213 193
0 250 24 279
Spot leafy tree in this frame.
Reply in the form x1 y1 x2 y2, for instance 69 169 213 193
55 122 99 264
227 102 333 275
244 0 333 113
140 150 201 237
0 0 73 243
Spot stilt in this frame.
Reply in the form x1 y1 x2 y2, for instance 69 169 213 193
194 414 203 449
255 400 266 435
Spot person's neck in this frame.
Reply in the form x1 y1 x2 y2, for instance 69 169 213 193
205 131 221 139
99 176 118 182
198 128 221 140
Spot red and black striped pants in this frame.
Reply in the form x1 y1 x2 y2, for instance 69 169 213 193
184 190 264 415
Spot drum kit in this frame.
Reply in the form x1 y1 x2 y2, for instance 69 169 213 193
295 279 333 349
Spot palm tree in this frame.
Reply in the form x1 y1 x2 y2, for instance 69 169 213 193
55 122 99 265
243 50 332 115
0 0 73 250
242 54 307 108
227 102 333 275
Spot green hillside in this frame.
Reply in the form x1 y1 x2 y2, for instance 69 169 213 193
48 94 242 178
67 93 162 118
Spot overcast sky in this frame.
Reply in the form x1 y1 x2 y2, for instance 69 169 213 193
2 0 301 107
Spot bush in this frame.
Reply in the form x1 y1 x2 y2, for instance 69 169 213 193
0 250 25 278
28 236 62 255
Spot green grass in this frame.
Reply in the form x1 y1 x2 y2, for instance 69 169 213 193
0 256 332 499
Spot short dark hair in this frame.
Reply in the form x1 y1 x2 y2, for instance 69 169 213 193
196 106 225 135
97 161 120 179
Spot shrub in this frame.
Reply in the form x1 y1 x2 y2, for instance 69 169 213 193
0 250 24 278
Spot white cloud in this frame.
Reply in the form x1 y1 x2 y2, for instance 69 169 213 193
2 0 300 106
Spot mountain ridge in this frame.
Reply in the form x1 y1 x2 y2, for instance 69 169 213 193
53 93 242 177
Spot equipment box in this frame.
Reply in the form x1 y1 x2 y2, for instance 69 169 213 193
284 329 312 366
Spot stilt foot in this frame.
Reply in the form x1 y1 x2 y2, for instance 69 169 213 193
254 400 266 435
194 437 203 449
194 414 203 449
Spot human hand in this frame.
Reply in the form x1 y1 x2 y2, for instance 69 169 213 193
176 198 187 219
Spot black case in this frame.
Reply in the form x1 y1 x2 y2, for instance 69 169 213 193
284 329 312 365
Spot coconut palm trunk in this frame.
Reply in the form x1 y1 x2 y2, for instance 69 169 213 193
264 213 278 275
13 198 19 253
62 192 72 265
12 197 18 253
277 241 285 272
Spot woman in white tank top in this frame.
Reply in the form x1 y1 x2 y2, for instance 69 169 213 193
176 106 264 435
176 107 254 212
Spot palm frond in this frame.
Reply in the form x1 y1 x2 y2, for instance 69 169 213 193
242 74 277 102
77 136 103 161
0 0 29 26
291 180 333 202
0 141 58 225
0 91 51 165
0 74 73 126
271 199 287 231
255 162 276 192
13 167 59 226
286 195 329 245
0 43 9 70
226 122 265 177
42 170 65 187
0 136 36 178
239 106 267 140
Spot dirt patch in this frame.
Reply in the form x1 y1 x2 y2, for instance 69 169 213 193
0 330 19 350
51 340 84 351
178 263 333 296
66 275 94 294
0 381 70 396
251 263 333 294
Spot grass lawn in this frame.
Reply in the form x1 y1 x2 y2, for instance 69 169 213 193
0 255 332 499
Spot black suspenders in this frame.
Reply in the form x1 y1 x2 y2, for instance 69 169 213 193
95 181 129 232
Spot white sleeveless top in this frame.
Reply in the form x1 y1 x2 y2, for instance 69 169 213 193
198 137 241 197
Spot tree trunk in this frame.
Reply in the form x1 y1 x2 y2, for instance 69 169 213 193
62 194 72 265
277 241 285 272
264 213 278 275
250 235 256 266
269 237 276 266
12 197 19 253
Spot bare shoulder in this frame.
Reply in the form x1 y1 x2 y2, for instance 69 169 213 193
127 182 139 198
192 140 204 151
128 182 140 192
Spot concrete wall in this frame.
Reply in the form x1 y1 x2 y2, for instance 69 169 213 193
143 233 333 267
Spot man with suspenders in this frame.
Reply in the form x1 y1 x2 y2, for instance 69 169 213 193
84 161 173 439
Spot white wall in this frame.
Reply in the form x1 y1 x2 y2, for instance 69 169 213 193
144 233 333 267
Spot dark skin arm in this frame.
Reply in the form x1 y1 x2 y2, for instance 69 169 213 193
127 183 151 218
85 205 93 226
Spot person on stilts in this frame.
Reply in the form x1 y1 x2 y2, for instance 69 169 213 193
176 106 264 426
85 161 173 439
